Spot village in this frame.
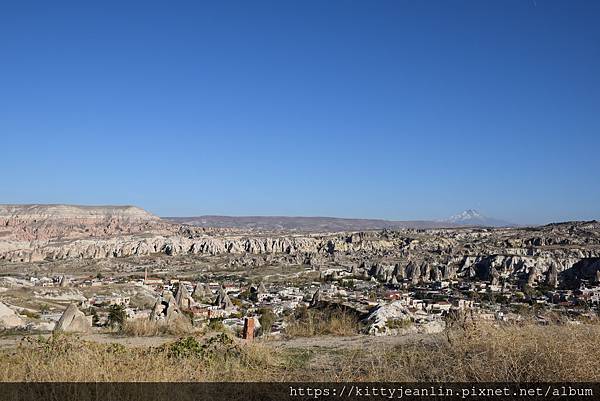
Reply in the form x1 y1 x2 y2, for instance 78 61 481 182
1 260 599 339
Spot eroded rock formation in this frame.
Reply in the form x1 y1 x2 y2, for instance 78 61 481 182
54 303 91 333
1 204 599 290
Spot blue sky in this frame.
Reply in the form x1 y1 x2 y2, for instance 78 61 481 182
0 1 598 224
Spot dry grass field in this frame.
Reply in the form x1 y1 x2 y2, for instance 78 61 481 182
284 306 362 338
1 321 599 382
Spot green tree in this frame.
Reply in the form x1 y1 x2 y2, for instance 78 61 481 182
107 304 126 329
340 280 355 290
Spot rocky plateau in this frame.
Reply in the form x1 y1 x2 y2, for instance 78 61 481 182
1 205 599 291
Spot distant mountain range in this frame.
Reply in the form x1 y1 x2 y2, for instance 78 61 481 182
165 215 450 232
0 204 515 234
165 209 515 232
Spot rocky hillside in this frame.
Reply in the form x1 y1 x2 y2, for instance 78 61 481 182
0 204 170 241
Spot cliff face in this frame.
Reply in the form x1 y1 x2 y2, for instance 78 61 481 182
0 204 169 241
0 204 158 220
2 226 600 292
0 232 392 263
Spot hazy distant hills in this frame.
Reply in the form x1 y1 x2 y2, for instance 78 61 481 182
164 215 456 232
0 204 515 238
166 210 515 232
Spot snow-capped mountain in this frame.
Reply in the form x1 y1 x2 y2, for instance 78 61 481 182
441 209 514 227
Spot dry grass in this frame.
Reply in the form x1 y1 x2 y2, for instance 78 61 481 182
0 333 285 382
1 321 599 382
328 322 600 382
284 307 362 337
120 318 196 337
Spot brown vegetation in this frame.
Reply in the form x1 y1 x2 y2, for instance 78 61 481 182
284 306 363 337
1 322 599 382
120 318 196 337
361 321 600 382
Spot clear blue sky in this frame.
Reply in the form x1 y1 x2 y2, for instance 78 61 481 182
1 1 598 224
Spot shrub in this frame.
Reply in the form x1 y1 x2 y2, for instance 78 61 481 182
166 333 241 361
207 318 225 332
386 318 412 330
167 336 204 358
258 308 276 336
